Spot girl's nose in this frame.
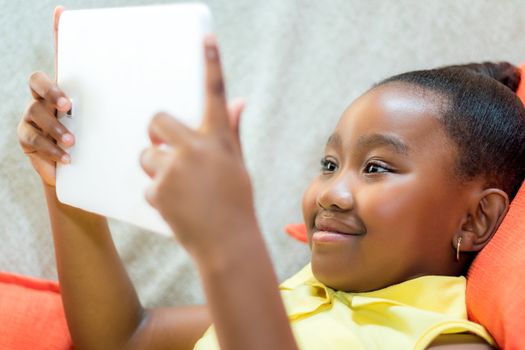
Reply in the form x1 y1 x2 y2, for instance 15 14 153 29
316 175 354 211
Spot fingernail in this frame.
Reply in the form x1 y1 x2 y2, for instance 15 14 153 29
57 97 69 109
205 35 218 60
61 154 71 164
62 133 73 145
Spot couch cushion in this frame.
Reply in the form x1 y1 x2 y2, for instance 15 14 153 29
0 272 73 350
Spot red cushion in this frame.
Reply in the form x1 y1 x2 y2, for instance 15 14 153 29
466 181 525 349
284 223 308 243
0 272 73 349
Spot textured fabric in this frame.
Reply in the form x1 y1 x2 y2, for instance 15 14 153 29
0 272 73 350
194 265 493 350
5 1 525 309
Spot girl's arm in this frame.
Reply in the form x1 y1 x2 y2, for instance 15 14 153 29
139 36 298 350
427 334 496 349
19 69 212 348
44 185 212 349
428 345 494 350
18 8 213 347
19 63 295 350
21 6 297 348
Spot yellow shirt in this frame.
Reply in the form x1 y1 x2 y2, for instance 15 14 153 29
193 264 494 349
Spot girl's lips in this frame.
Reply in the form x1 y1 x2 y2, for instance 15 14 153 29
314 215 366 237
311 229 364 244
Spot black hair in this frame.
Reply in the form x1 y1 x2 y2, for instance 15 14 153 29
377 62 525 199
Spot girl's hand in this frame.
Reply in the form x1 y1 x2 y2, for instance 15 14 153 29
18 72 73 187
18 6 73 187
140 35 254 259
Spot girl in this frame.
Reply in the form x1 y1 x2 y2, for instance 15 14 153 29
17 7 525 350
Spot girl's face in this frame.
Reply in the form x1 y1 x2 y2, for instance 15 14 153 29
302 83 474 292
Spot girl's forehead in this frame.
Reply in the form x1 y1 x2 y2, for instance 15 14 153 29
346 84 444 120
332 85 450 152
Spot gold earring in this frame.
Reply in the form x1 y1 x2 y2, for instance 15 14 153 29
456 237 462 261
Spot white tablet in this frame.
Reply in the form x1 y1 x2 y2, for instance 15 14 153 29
56 3 212 235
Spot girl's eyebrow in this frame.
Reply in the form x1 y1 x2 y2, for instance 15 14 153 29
325 132 409 156
326 133 342 147
356 133 409 156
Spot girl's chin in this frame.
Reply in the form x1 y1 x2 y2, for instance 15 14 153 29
310 255 361 292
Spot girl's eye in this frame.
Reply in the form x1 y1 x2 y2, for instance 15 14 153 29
364 161 391 174
320 157 338 173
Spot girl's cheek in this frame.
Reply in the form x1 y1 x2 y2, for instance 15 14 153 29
358 183 417 230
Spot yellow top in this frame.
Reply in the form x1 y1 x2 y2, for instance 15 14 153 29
193 264 495 350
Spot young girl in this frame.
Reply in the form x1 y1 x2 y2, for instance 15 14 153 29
17 7 525 350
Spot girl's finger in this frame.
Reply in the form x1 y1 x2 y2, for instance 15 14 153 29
29 72 71 112
148 112 193 147
18 122 70 164
140 147 170 178
202 34 230 134
25 100 75 147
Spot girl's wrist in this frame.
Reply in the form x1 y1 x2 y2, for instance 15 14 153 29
43 181 108 226
190 216 263 272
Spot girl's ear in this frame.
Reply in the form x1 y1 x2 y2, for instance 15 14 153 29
455 189 509 253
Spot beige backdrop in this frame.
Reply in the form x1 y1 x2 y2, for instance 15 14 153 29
1 0 525 307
